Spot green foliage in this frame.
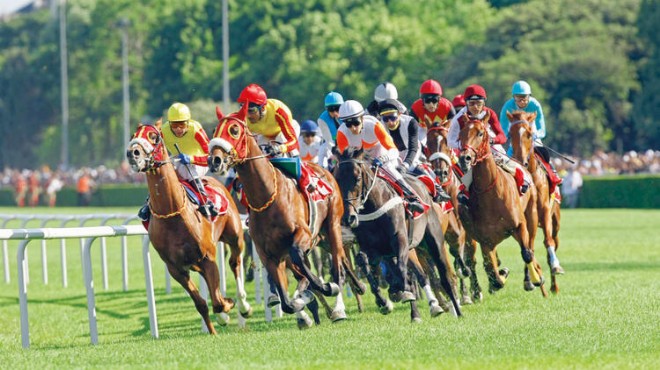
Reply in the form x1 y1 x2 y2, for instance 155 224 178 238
579 174 660 208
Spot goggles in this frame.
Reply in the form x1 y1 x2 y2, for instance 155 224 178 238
326 105 341 112
240 103 263 114
344 117 362 127
423 95 440 104
381 114 399 123
514 94 530 100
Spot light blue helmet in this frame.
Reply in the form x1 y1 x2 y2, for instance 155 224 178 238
512 80 532 95
324 91 344 107
300 119 319 134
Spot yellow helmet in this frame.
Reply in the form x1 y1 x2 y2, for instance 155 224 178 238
168 102 191 122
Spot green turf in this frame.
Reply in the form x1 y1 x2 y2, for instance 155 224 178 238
0 207 658 369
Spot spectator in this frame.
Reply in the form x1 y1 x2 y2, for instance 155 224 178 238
45 172 64 207
77 169 95 206
562 166 583 208
28 171 41 207
13 171 27 207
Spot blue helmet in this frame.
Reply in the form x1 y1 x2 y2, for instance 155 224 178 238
512 80 532 95
300 119 319 134
324 91 344 107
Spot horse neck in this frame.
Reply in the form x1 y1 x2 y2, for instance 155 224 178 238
234 136 278 204
145 153 186 213
527 145 538 173
471 150 499 192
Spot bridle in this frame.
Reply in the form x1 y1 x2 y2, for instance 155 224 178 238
426 125 454 186
337 159 380 214
509 119 534 166
127 127 173 172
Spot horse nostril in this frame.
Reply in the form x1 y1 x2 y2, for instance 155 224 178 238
212 156 222 166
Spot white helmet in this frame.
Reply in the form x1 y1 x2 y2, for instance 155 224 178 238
374 82 398 102
338 100 365 119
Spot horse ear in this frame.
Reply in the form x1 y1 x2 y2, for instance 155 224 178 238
506 111 514 121
154 118 163 130
236 102 249 121
483 111 491 123
529 112 537 122
216 106 224 121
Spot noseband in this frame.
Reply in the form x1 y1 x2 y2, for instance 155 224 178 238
337 159 379 214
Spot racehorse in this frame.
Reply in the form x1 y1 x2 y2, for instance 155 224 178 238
207 106 364 326
126 121 251 335
425 120 483 304
334 148 462 320
456 113 547 296
507 111 564 294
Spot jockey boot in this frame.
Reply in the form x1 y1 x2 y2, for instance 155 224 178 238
457 184 470 206
433 184 452 203
199 200 218 218
138 199 150 221
395 178 425 214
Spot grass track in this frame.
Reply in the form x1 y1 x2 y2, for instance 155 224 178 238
0 207 658 369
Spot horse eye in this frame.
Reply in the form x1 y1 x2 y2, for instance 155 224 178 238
228 124 241 139
148 132 159 144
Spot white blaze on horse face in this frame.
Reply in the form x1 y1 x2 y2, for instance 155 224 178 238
519 127 526 138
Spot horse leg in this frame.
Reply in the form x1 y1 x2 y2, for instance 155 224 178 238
289 243 340 297
551 205 562 294
409 284 422 324
446 216 471 278
512 222 546 296
423 230 462 317
481 244 507 293
166 265 216 335
355 251 392 314
408 249 444 317
198 257 235 327
225 239 252 318
388 235 415 303
464 238 483 303
262 257 304 314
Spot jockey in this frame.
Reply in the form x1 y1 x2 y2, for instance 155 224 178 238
317 91 344 168
336 99 425 213
409 79 456 146
236 83 300 157
378 98 451 203
448 84 531 204
499 80 562 186
299 119 327 166
138 102 216 221
452 94 466 112
366 81 400 117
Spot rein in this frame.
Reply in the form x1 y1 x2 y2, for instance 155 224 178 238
149 188 188 219
510 119 534 167
245 160 279 213
337 159 381 214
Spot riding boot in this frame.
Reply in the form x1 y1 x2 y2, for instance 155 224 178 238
199 200 218 218
433 183 452 203
457 184 470 206
138 197 150 221
395 178 425 213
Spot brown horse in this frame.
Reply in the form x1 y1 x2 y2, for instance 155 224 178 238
207 106 364 326
456 113 547 296
507 111 564 294
425 120 483 304
126 121 251 335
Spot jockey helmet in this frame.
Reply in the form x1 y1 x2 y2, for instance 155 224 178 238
237 83 267 106
464 84 487 100
419 79 443 96
338 100 365 120
168 102 191 122
300 119 319 134
452 94 466 108
324 91 344 107
374 82 398 102
512 80 532 95
378 98 406 115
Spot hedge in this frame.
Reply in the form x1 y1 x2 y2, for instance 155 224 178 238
1 175 658 208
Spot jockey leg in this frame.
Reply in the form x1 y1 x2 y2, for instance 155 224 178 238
419 165 451 203
394 178 425 213
495 154 530 194
457 171 473 206
138 196 150 221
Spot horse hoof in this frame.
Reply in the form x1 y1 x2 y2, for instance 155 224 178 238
411 317 423 324
297 316 313 330
355 281 367 295
552 265 565 275
461 295 473 305
328 282 340 297
216 312 230 326
523 280 535 291
291 298 306 313
379 300 394 315
534 275 545 287
331 310 347 322
240 306 253 319
473 292 483 302
499 267 510 279
266 295 281 308
399 291 416 303
430 305 444 318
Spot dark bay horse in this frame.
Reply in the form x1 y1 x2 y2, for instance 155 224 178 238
207 107 364 326
126 121 251 335
425 120 483 304
507 111 564 293
456 114 547 296
334 148 462 320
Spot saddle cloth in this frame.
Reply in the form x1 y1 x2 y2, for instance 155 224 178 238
375 170 430 219
181 180 230 219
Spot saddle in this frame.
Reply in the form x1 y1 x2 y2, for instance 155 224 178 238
375 170 430 219
180 179 230 219
533 151 563 194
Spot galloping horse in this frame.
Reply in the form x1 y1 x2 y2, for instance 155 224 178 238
425 120 483 304
508 111 564 294
207 106 364 325
335 148 462 320
456 113 547 296
126 121 251 335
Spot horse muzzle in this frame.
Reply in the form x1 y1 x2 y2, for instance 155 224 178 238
126 148 148 172
458 153 472 174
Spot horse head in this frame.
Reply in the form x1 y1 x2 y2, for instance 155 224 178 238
334 148 369 228
208 104 252 175
507 111 537 167
126 119 166 172
457 112 491 173
425 120 453 183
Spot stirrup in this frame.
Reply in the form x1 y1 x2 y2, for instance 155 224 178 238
406 198 425 213
457 192 470 206
138 205 150 221
433 188 452 202
520 184 529 194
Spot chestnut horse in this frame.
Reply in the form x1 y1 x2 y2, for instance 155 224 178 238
507 111 564 294
456 114 547 296
126 121 251 335
334 148 462 320
425 120 483 304
207 107 364 325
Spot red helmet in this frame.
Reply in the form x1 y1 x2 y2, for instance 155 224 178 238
419 79 443 96
463 84 487 100
237 83 267 105
452 94 466 107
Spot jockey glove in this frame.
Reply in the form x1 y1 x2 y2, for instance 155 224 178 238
265 144 283 157
397 162 410 174
372 157 384 168
177 153 191 165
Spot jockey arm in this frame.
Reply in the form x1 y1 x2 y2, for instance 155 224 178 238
403 117 420 167
530 98 547 140
274 106 300 154
374 121 400 163
498 99 517 139
447 113 462 150
487 108 507 145
317 115 336 147
191 128 211 166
